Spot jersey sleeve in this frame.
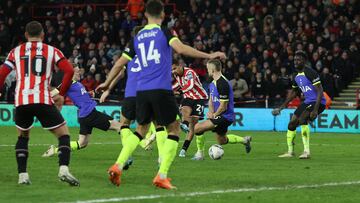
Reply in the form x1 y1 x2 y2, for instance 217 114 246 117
305 67 321 85
54 48 66 64
162 27 179 46
217 78 230 101
291 73 298 89
4 49 15 70
122 39 136 61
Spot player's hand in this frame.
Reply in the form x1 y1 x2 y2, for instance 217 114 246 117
99 90 110 103
272 108 281 116
53 94 64 111
309 110 318 121
95 82 109 93
207 111 214 119
209 52 226 60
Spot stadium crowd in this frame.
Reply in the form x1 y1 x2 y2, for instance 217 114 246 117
0 0 359 107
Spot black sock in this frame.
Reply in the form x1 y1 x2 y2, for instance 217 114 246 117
182 120 189 127
58 135 71 166
156 127 165 132
182 140 191 151
134 131 144 141
167 135 180 142
15 136 29 173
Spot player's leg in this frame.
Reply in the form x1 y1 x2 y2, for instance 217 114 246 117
278 104 304 158
14 105 35 185
192 120 216 160
119 97 136 143
153 90 180 189
37 104 79 186
178 104 193 157
108 94 150 186
155 124 167 162
298 110 311 159
179 101 192 133
213 117 252 153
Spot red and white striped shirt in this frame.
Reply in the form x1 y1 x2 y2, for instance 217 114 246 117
4 42 65 107
173 67 208 100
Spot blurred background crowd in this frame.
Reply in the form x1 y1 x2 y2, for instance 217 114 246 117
0 0 359 107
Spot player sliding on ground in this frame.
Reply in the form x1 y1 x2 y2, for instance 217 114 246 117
96 0 226 189
42 65 123 157
0 21 79 186
272 50 326 159
171 59 208 158
193 59 252 160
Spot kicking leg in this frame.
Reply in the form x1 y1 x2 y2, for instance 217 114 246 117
16 129 31 185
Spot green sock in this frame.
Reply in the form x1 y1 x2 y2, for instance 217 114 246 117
156 127 167 161
158 136 179 176
120 128 132 144
70 141 80 151
286 130 296 153
196 135 205 152
301 125 310 153
227 134 244 144
115 132 140 168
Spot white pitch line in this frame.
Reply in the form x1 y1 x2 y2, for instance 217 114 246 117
67 180 360 203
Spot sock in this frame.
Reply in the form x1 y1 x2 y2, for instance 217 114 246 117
196 135 205 152
182 140 191 151
120 126 131 143
182 120 189 127
301 125 310 153
155 127 167 161
158 135 179 177
58 135 71 166
286 130 296 153
226 134 244 144
70 141 80 151
115 131 142 168
15 136 29 173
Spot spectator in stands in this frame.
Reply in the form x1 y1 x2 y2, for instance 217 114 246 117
81 73 96 91
230 72 248 102
126 0 145 20
320 67 336 98
267 73 285 106
252 72 266 99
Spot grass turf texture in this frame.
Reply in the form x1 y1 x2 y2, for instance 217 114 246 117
0 126 360 203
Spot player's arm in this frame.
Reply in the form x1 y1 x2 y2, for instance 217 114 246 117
272 74 298 116
207 96 214 119
181 71 195 93
163 28 226 59
307 69 324 120
0 64 12 92
213 80 230 118
99 68 125 103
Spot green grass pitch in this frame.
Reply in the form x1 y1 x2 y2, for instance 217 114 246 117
1 126 360 203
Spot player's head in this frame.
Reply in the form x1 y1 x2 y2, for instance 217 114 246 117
172 58 183 76
145 0 165 20
25 21 44 41
294 50 307 70
207 59 222 77
72 64 80 81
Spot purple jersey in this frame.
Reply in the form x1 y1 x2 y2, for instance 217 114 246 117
122 24 178 91
292 67 326 105
66 81 96 118
124 56 141 98
209 75 235 122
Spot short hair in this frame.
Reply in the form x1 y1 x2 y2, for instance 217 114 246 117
146 0 164 18
295 50 307 60
25 21 43 37
132 26 144 35
207 59 222 72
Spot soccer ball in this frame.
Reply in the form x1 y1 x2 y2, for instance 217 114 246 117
208 144 224 160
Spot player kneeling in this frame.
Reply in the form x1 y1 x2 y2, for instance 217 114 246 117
192 59 252 160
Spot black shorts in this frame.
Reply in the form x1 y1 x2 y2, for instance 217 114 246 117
136 90 179 126
181 98 206 118
122 97 136 120
15 104 65 130
78 108 113 135
209 116 233 136
294 102 326 118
